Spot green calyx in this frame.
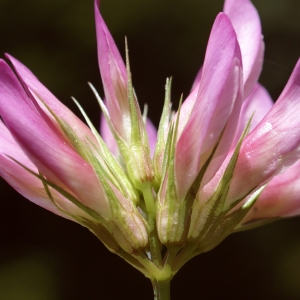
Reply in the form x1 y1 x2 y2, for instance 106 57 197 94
156 97 190 245
186 116 263 253
153 78 172 189
89 42 155 192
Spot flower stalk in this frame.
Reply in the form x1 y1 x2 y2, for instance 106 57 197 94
152 278 171 300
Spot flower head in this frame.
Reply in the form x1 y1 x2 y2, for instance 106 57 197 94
1 0 300 283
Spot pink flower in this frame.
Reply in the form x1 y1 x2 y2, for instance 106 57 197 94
155 0 300 247
1 0 300 284
0 53 148 256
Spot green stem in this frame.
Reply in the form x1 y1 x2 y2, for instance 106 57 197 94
141 184 172 298
152 278 171 300
142 183 156 217
142 184 162 267
148 217 163 267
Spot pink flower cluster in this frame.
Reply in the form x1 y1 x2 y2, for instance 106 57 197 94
1 0 300 260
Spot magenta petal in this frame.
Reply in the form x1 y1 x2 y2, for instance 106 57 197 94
1 159 71 220
145 118 157 157
0 155 77 221
0 60 111 218
224 0 264 97
95 0 126 79
6 54 98 148
94 0 129 140
100 112 119 156
0 121 76 220
0 120 40 188
209 83 273 185
200 67 243 187
175 87 198 136
244 160 300 221
202 59 300 205
175 13 242 199
233 83 274 145
233 59 300 194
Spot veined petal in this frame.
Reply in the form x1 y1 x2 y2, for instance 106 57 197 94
243 160 300 221
192 0 263 97
94 0 129 140
201 59 300 206
6 54 98 149
0 60 111 219
0 121 80 220
204 84 273 186
0 120 42 190
224 0 264 97
200 65 243 187
175 13 242 199
233 83 273 145
0 159 72 221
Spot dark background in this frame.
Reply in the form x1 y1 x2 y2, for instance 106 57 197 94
1 0 300 299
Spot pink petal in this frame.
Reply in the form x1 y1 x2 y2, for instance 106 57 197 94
6 54 98 148
145 118 157 157
1 159 72 220
0 120 40 188
243 160 300 221
94 0 129 140
0 60 111 218
200 67 243 187
175 87 198 136
233 83 274 145
95 0 126 79
175 13 242 199
201 58 300 206
224 0 264 97
0 121 78 220
100 112 119 156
